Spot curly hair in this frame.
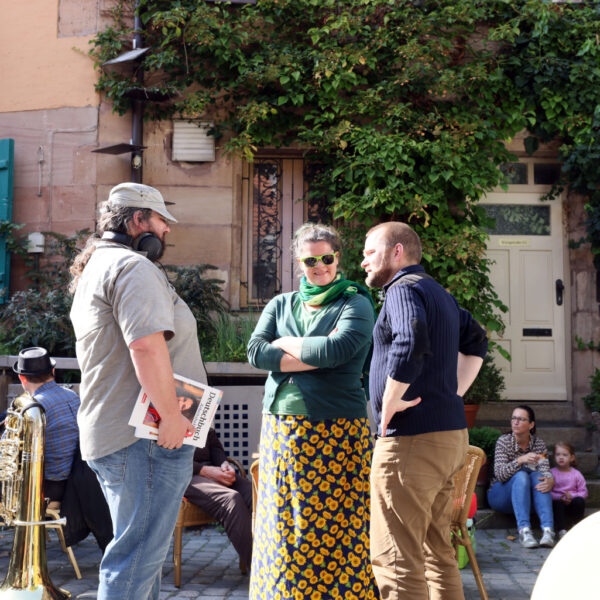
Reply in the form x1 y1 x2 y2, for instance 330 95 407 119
69 203 151 294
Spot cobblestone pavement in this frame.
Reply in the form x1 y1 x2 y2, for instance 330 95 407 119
0 525 552 599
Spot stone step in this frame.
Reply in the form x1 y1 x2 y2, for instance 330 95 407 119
476 401 575 424
474 507 600 530
532 426 587 449
570 452 599 476
475 480 600 518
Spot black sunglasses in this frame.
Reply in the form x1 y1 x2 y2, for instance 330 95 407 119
298 253 337 268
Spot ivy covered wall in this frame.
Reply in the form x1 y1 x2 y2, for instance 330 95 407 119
90 0 600 338
86 0 600 407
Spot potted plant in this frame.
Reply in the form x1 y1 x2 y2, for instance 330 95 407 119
462 355 505 427
202 311 257 363
582 368 600 452
468 426 502 464
468 425 502 490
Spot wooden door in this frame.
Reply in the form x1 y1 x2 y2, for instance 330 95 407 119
481 192 567 400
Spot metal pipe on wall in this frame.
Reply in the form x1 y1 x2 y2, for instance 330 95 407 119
131 1 144 183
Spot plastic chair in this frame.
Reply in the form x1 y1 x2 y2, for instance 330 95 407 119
172 457 248 588
450 445 488 600
45 503 82 579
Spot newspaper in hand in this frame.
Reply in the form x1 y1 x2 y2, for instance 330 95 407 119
128 373 222 448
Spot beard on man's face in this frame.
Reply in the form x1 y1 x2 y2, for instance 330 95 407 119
366 270 390 288
365 254 395 288
155 238 166 261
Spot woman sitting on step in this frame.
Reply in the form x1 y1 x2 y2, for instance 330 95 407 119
487 405 556 549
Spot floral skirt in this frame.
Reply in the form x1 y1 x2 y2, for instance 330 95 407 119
249 414 379 600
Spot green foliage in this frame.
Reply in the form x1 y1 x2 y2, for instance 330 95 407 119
162 264 228 348
468 426 502 463
0 289 77 357
0 221 27 257
582 368 600 414
495 0 600 268
0 230 90 356
203 311 257 362
463 355 506 405
29 231 91 288
575 335 600 352
90 0 600 329
0 228 229 358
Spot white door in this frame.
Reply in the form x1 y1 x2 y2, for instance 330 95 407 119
481 192 567 400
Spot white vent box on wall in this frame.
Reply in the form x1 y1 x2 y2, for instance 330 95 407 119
172 121 215 162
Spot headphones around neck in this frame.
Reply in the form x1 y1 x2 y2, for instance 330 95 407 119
101 231 163 262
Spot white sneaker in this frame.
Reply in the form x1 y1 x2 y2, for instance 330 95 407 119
539 527 555 548
558 529 567 540
519 527 538 548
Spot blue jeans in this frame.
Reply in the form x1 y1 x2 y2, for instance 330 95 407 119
88 439 194 600
487 469 553 531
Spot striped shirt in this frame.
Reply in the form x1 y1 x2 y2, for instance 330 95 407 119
491 432 552 486
34 381 80 481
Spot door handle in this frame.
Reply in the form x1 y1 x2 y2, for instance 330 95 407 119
555 279 564 306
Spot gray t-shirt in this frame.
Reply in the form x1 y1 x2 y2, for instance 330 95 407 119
70 241 206 461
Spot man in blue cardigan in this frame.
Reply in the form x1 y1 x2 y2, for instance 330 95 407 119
362 222 488 600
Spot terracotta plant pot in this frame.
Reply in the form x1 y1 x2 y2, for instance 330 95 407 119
464 403 480 428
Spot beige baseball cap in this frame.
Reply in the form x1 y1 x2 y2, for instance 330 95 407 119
107 182 178 223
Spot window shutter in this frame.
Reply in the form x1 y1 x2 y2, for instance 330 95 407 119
0 139 14 304
172 121 215 162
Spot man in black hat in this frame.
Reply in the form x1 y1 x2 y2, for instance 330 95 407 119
13 346 80 504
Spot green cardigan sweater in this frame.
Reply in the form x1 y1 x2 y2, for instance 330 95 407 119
247 291 374 420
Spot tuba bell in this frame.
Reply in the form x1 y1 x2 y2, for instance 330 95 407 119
0 392 70 599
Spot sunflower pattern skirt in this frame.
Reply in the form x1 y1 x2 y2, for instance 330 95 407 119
249 414 379 600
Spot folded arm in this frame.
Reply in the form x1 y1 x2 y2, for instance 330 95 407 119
298 295 375 369
247 297 316 373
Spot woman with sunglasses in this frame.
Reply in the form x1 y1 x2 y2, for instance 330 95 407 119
247 223 379 600
487 405 556 549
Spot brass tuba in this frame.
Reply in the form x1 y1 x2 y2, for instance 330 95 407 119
0 392 70 599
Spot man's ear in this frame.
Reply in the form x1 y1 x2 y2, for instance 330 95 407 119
129 210 146 236
17 373 27 386
132 209 145 228
394 243 404 259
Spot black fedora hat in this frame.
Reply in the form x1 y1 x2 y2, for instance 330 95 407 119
13 347 56 376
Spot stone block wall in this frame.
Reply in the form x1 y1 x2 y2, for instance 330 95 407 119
0 107 99 290
567 190 600 422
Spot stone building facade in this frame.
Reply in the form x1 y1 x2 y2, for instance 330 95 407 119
1 0 598 420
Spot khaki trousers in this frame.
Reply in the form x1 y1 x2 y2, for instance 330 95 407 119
370 429 468 600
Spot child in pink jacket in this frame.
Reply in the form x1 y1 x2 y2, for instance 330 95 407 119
551 441 588 539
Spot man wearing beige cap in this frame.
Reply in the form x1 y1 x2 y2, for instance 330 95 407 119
69 183 207 600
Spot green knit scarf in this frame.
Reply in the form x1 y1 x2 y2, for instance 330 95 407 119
298 273 375 313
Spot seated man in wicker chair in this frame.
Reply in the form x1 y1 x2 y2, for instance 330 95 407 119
185 427 252 569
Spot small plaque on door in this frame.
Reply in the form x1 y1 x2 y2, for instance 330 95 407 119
499 239 531 247
523 328 552 337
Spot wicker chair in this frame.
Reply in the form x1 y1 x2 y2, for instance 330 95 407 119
172 457 248 588
450 444 489 600
249 459 259 534
45 503 82 579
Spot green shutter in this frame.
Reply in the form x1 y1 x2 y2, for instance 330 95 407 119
0 139 14 304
